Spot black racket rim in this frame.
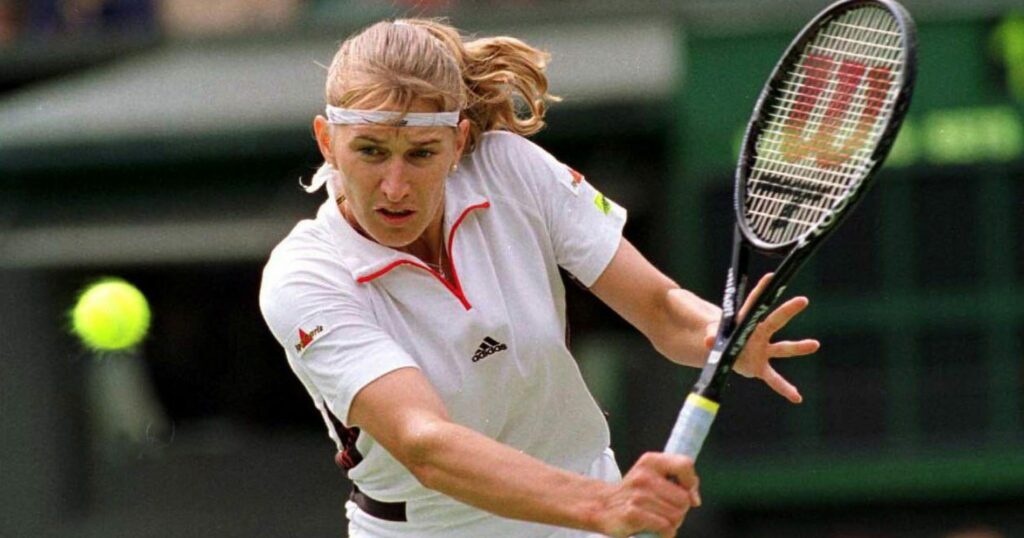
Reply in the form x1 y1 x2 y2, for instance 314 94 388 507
733 0 918 255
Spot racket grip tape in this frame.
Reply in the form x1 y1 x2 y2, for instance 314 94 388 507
662 393 720 458
633 394 720 538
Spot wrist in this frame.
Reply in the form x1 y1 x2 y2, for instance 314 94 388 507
576 480 617 535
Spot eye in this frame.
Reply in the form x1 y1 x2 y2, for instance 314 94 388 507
358 147 385 157
409 149 436 159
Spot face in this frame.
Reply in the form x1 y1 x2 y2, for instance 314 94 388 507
314 101 469 255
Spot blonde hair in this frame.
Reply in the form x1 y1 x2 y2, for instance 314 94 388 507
325 18 557 152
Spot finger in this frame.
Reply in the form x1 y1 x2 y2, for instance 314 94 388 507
767 339 821 358
660 457 698 490
635 453 699 495
620 484 688 538
625 512 675 538
759 296 809 335
629 467 692 511
762 366 802 404
738 273 774 321
640 496 690 538
670 506 691 538
630 489 687 525
689 477 702 507
704 333 715 350
705 322 718 342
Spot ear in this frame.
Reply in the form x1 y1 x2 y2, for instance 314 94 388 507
313 116 334 164
453 118 470 160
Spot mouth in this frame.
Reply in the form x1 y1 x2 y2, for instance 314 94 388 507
376 207 416 224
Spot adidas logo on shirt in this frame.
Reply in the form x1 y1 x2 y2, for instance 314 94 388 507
472 336 508 362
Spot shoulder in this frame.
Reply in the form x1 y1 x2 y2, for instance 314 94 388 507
263 218 345 290
467 131 580 198
473 130 557 170
259 217 361 341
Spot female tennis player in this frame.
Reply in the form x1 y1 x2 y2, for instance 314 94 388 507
259 18 818 538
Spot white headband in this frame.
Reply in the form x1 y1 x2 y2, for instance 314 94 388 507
325 105 460 127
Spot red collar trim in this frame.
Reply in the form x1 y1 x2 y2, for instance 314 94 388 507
354 201 490 310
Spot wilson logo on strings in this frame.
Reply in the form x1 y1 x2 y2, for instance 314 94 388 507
779 53 894 169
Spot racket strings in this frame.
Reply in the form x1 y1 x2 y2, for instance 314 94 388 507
745 5 904 245
808 32 904 53
773 76 895 118
750 7 899 236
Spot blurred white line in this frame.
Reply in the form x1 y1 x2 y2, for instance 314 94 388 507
0 218 293 268
0 20 679 151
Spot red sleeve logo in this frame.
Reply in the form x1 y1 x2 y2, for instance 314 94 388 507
568 167 584 188
295 325 324 352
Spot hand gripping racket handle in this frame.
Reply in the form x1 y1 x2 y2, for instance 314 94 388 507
633 392 720 538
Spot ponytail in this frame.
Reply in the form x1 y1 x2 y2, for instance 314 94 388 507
399 19 559 152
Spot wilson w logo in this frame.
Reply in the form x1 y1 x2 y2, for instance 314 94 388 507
779 53 894 169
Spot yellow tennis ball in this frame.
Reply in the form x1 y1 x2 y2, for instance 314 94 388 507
71 279 150 352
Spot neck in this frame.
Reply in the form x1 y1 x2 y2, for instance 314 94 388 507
406 217 446 267
406 192 447 266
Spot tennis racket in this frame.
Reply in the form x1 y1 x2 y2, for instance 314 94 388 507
641 1 917 532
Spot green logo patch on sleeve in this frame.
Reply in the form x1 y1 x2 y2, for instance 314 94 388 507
593 192 612 215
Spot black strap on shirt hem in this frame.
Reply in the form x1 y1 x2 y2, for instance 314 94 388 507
350 485 408 522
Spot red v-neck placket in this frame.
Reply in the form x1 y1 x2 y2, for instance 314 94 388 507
355 201 490 311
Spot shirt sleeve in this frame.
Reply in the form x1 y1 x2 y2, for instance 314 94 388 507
259 258 419 427
490 133 628 287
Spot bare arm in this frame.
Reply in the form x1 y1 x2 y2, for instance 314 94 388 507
589 238 819 402
589 238 720 368
348 367 699 538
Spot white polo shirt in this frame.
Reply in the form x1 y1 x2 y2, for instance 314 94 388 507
259 131 627 536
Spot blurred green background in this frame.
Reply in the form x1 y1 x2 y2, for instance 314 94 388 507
1 1 1022 537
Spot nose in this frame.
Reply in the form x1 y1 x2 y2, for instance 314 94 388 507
379 160 410 202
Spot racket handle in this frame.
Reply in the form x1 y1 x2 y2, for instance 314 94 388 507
633 393 719 538
663 392 720 457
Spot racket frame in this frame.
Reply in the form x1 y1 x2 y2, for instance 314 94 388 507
658 2 919 474
693 0 917 402
736 0 918 255
641 4 918 536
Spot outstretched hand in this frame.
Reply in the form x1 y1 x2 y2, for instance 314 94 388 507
704 273 820 403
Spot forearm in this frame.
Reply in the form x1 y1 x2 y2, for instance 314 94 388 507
400 419 612 532
646 287 721 368
352 363 699 537
590 239 721 369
